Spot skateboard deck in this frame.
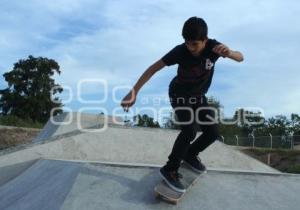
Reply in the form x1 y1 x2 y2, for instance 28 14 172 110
154 162 205 204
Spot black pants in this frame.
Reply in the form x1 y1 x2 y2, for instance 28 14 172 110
164 92 220 171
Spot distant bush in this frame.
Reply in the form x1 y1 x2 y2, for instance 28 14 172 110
0 115 44 128
285 165 300 174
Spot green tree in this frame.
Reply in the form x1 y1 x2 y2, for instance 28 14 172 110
133 114 160 128
290 113 300 135
0 55 63 123
207 96 223 110
231 108 266 136
290 113 300 145
233 108 265 127
265 115 290 136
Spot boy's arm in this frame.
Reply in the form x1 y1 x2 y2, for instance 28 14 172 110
213 44 244 62
120 59 166 112
133 59 166 94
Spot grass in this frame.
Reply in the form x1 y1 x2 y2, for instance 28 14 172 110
242 148 300 174
0 128 40 150
0 115 44 129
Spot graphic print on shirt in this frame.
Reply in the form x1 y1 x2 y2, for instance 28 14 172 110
162 39 222 95
178 57 214 83
205 58 214 70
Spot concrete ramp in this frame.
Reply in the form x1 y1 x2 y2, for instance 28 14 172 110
0 112 277 173
0 159 299 210
33 112 123 143
0 125 277 173
1 112 298 209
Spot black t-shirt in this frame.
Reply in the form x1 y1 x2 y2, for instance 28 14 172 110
162 39 221 97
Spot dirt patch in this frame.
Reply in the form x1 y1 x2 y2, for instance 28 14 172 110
242 148 300 174
294 145 300 150
0 128 40 150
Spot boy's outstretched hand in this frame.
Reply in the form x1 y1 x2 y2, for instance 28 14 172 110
212 44 231 58
212 44 244 62
120 89 137 112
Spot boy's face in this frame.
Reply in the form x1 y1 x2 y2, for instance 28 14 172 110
185 39 208 56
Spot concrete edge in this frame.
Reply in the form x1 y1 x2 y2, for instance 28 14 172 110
48 158 163 169
48 158 300 176
207 168 299 176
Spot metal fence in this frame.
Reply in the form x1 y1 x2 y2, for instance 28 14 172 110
220 134 300 149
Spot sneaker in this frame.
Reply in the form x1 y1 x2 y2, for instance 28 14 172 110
159 167 186 193
182 156 207 174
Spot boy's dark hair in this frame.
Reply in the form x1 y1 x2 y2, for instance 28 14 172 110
182 17 208 41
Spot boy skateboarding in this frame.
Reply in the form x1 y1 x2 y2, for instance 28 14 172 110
120 17 244 193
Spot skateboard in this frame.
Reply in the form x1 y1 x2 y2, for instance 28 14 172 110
154 162 205 205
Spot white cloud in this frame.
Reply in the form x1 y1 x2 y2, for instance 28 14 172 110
0 0 299 119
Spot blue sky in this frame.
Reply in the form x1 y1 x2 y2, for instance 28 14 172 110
0 0 299 124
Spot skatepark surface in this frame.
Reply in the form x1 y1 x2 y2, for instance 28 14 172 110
0 112 299 209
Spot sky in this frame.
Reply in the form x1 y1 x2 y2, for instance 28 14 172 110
0 0 299 125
